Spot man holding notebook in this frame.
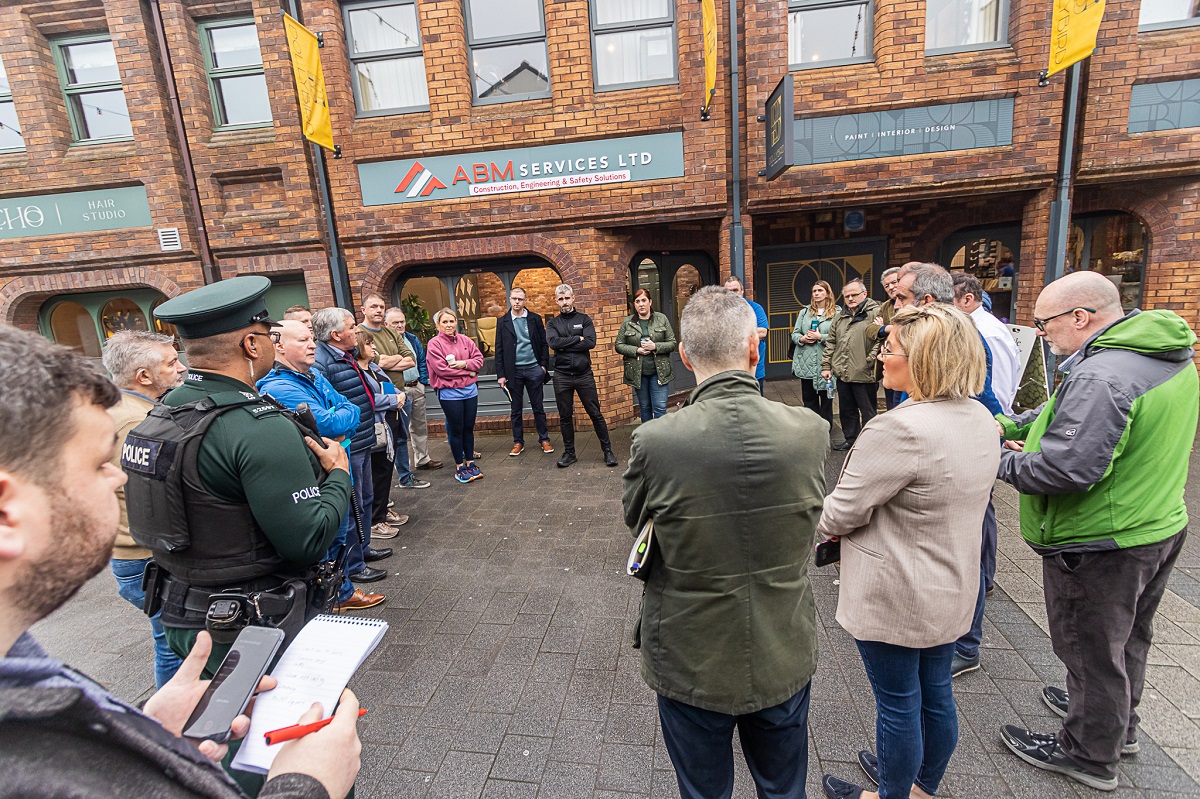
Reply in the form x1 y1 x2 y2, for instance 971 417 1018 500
622 286 828 799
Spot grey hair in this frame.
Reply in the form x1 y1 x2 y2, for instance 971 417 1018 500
554 284 573 297
908 264 954 304
312 307 355 342
680 286 756 372
384 307 406 319
0 325 120 486
102 330 176 386
432 307 457 325
881 267 901 282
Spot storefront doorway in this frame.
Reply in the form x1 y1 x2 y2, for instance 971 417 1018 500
939 224 1022 322
755 238 889 378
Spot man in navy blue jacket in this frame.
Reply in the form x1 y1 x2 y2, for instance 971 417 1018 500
311 308 391 585
257 320 385 611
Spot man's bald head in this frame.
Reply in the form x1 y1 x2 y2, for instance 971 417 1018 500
273 319 316 372
1034 270 1126 355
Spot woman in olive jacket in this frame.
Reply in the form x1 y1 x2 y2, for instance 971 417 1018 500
614 289 678 422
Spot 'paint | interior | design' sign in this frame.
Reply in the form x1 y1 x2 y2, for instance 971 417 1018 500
0 186 153 239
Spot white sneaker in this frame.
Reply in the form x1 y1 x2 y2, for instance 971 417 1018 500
370 522 399 539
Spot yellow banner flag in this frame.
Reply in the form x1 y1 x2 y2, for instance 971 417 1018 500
700 0 717 119
1047 0 1106 77
283 13 335 150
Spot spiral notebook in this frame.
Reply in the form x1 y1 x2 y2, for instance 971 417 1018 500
231 614 388 774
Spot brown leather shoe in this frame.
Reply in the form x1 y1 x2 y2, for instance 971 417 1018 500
540 440 555 453
335 589 386 612
509 442 525 456
416 460 444 470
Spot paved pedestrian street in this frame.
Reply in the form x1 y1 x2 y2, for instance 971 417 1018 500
32 384 1200 798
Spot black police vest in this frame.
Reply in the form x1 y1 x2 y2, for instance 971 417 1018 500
122 391 290 587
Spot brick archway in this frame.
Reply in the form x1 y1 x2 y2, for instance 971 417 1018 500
1075 186 1182 258
359 234 582 302
0 267 184 330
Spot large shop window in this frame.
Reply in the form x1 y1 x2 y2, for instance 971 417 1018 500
590 0 678 91
788 0 873 70
465 0 551 104
344 0 430 115
199 19 272 129
1139 0 1200 31
0 56 24 151
1067 213 1148 313
396 262 562 377
925 0 1008 53
40 289 176 359
948 237 1018 322
52 34 134 142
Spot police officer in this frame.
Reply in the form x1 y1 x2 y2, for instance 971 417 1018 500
124 276 351 677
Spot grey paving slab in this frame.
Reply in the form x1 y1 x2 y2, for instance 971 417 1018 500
27 382 1200 797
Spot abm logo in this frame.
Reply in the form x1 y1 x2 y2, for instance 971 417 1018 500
395 161 447 199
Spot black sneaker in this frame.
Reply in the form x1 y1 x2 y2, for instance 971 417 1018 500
857 750 878 785
951 650 980 678
821 774 866 799
603 449 618 467
1041 687 1139 754
557 452 577 468
1000 725 1118 791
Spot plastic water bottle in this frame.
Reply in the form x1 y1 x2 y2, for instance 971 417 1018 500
826 383 835 400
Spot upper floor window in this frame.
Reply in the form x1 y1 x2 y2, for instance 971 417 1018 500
344 0 430 115
465 0 551 104
590 0 678 91
52 35 133 142
1139 0 1199 30
925 0 1008 53
0 56 23 151
199 19 272 128
788 0 873 69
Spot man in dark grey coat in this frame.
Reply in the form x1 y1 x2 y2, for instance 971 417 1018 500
622 286 828 799
0 326 360 799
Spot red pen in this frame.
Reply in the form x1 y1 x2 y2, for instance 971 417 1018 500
264 708 368 746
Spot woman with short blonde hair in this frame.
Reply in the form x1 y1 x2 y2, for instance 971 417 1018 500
817 303 1000 799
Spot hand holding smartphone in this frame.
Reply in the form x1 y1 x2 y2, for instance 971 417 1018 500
183 626 285 744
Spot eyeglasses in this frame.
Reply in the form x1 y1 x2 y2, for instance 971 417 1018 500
844 289 867 299
879 343 907 358
1033 307 1095 332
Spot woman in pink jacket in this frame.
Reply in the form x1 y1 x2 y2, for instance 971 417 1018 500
425 307 485 483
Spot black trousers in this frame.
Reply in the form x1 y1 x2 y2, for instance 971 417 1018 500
553 371 611 453
1044 529 1186 778
370 410 406 525
836 379 878 442
508 365 550 444
800 380 833 429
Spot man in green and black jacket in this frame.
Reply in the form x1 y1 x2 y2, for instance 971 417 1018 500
996 271 1198 792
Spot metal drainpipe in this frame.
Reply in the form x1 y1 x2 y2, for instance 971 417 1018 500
728 0 745 282
283 0 354 311
149 0 219 284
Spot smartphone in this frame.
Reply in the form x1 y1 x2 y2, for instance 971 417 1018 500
183 626 286 744
813 538 841 567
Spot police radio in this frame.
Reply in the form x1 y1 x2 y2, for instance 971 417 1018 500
294 402 328 449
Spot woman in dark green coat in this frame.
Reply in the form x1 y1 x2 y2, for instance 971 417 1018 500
615 289 677 421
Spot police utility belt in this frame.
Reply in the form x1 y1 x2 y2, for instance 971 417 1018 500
123 390 345 645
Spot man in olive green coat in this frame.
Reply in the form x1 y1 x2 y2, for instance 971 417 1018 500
622 286 827 799
821 278 882 450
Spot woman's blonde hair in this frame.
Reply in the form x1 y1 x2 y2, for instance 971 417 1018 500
808 280 837 316
890 304 986 401
433 307 457 326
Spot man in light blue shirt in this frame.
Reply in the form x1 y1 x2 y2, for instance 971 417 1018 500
725 276 769 395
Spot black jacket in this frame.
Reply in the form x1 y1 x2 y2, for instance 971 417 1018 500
546 310 597 376
494 311 549 382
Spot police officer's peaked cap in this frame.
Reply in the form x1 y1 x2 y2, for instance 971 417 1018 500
153 275 280 339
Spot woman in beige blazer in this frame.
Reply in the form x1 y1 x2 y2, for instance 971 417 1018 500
818 305 1001 799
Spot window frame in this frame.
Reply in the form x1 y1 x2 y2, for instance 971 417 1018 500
463 0 552 105
198 17 273 131
787 0 874 71
924 0 1011 56
1138 1 1200 32
51 32 134 144
343 0 431 117
0 54 23 153
589 0 679 92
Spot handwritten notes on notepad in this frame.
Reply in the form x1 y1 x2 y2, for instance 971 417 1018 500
232 615 388 774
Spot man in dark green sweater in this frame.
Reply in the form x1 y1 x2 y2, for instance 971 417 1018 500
623 286 828 799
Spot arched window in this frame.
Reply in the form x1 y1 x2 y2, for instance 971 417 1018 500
512 267 561 320
100 298 149 338
672 263 702 335
49 301 103 357
1067 213 1147 312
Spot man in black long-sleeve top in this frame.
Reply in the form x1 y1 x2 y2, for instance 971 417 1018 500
545 283 617 468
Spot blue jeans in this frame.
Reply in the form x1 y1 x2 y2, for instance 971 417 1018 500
856 639 958 799
348 450 373 574
657 684 811 799
110 558 183 688
328 512 356 602
634 374 669 422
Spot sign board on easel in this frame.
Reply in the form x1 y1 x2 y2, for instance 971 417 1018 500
1009 324 1051 411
